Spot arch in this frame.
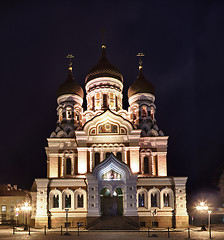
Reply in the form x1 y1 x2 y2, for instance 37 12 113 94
137 188 148 208
74 188 87 210
62 189 74 209
49 189 62 210
160 187 174 209
148 188 160 208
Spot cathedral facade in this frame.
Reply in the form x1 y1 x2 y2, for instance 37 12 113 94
31 45 188 228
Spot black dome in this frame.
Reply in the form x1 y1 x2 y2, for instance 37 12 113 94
128 67 155 98
85 45 123 83
57 68 84 98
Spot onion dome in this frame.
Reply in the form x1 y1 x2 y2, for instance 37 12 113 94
128 64 155 98
57 65 84 98
85 44 123 83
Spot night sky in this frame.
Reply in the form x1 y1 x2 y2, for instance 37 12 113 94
1 0 224 203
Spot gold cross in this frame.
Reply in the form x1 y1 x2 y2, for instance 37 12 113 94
66 54 74 68
137 52 145 68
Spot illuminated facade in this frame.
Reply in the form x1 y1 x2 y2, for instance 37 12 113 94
31 45 188 228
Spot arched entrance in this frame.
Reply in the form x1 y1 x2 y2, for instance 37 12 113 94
100 188 123 216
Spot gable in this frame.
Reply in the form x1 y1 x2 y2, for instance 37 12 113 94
83 109 134 136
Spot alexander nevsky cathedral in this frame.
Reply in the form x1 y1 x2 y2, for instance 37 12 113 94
30 44 188 229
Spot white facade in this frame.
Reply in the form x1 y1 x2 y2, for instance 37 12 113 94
31 45 188 228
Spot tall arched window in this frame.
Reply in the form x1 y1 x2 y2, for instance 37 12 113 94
106 152 111 159
151 194 157 207
65 194 71 208
144 156 149 174
66 158 71 175
116 152 122 161
53 195 59 208
78 195 83 208
94 152 100 166
164 194 170 207
138 193 145 207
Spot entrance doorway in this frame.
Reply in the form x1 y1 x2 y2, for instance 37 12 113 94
100 188 123 216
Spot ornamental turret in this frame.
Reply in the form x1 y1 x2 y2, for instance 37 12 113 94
128 53 163 137
50 55 84 138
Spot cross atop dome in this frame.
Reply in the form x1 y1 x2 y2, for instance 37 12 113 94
137 52 144 70
66 54 74 71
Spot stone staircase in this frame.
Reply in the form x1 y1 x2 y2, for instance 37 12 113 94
88 216 139 230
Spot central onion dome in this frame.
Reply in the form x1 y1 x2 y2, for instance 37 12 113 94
128 65 155 98
57 66 84 98
85 44 123 83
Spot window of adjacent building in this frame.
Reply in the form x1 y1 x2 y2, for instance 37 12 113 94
116 152 122 161
94 152 100 166
164 194 170 207
78 194 83 208
10 206 14 212
144 156 149 174
66 107 72 120
151 194 157 207
65 194 71 208
1 205 6 212
66 158 72 175
53 195 59 208
138 193 145 207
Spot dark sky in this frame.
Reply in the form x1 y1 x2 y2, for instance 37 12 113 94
1 0 224 200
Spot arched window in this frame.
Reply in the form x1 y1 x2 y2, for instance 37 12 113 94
141 106 147 117
94 152 100 166
59 109 63 122
78 195 83 208
106 152 111 159
92 96 95 110
66 107 72 120
116 152 122 161
66 158 71 175
102 94 108 108
164 193 170 207
65 194 71 208
144 156 149 174
53 195 59 208
138 193 145 207
151 194 157 207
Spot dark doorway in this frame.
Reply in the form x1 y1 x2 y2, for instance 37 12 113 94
100 188 123 216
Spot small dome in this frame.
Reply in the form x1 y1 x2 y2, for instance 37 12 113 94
57 68 84 98
85 45 123 83
128 67 155 98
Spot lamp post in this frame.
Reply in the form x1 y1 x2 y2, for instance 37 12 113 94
196 202 208 231
21 202 31 231
15 207 19 227
64 208 70 236
208 210 212 239
151 209 158 238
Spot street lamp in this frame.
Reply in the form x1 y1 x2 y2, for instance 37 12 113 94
64 208 70 236
151 209 158 238
196 202 208 231
208 210 212 239
21 202 31 231
15 207 19 227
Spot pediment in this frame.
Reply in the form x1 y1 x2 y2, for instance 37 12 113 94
83 109 134 136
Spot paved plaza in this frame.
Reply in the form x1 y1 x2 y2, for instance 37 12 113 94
0 226 224 240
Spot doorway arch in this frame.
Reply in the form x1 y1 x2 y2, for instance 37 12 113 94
100 187 123 216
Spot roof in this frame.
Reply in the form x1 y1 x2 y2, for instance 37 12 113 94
85 45 123 83
0 184 29 197
57 68 84 98
128 67 155 98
